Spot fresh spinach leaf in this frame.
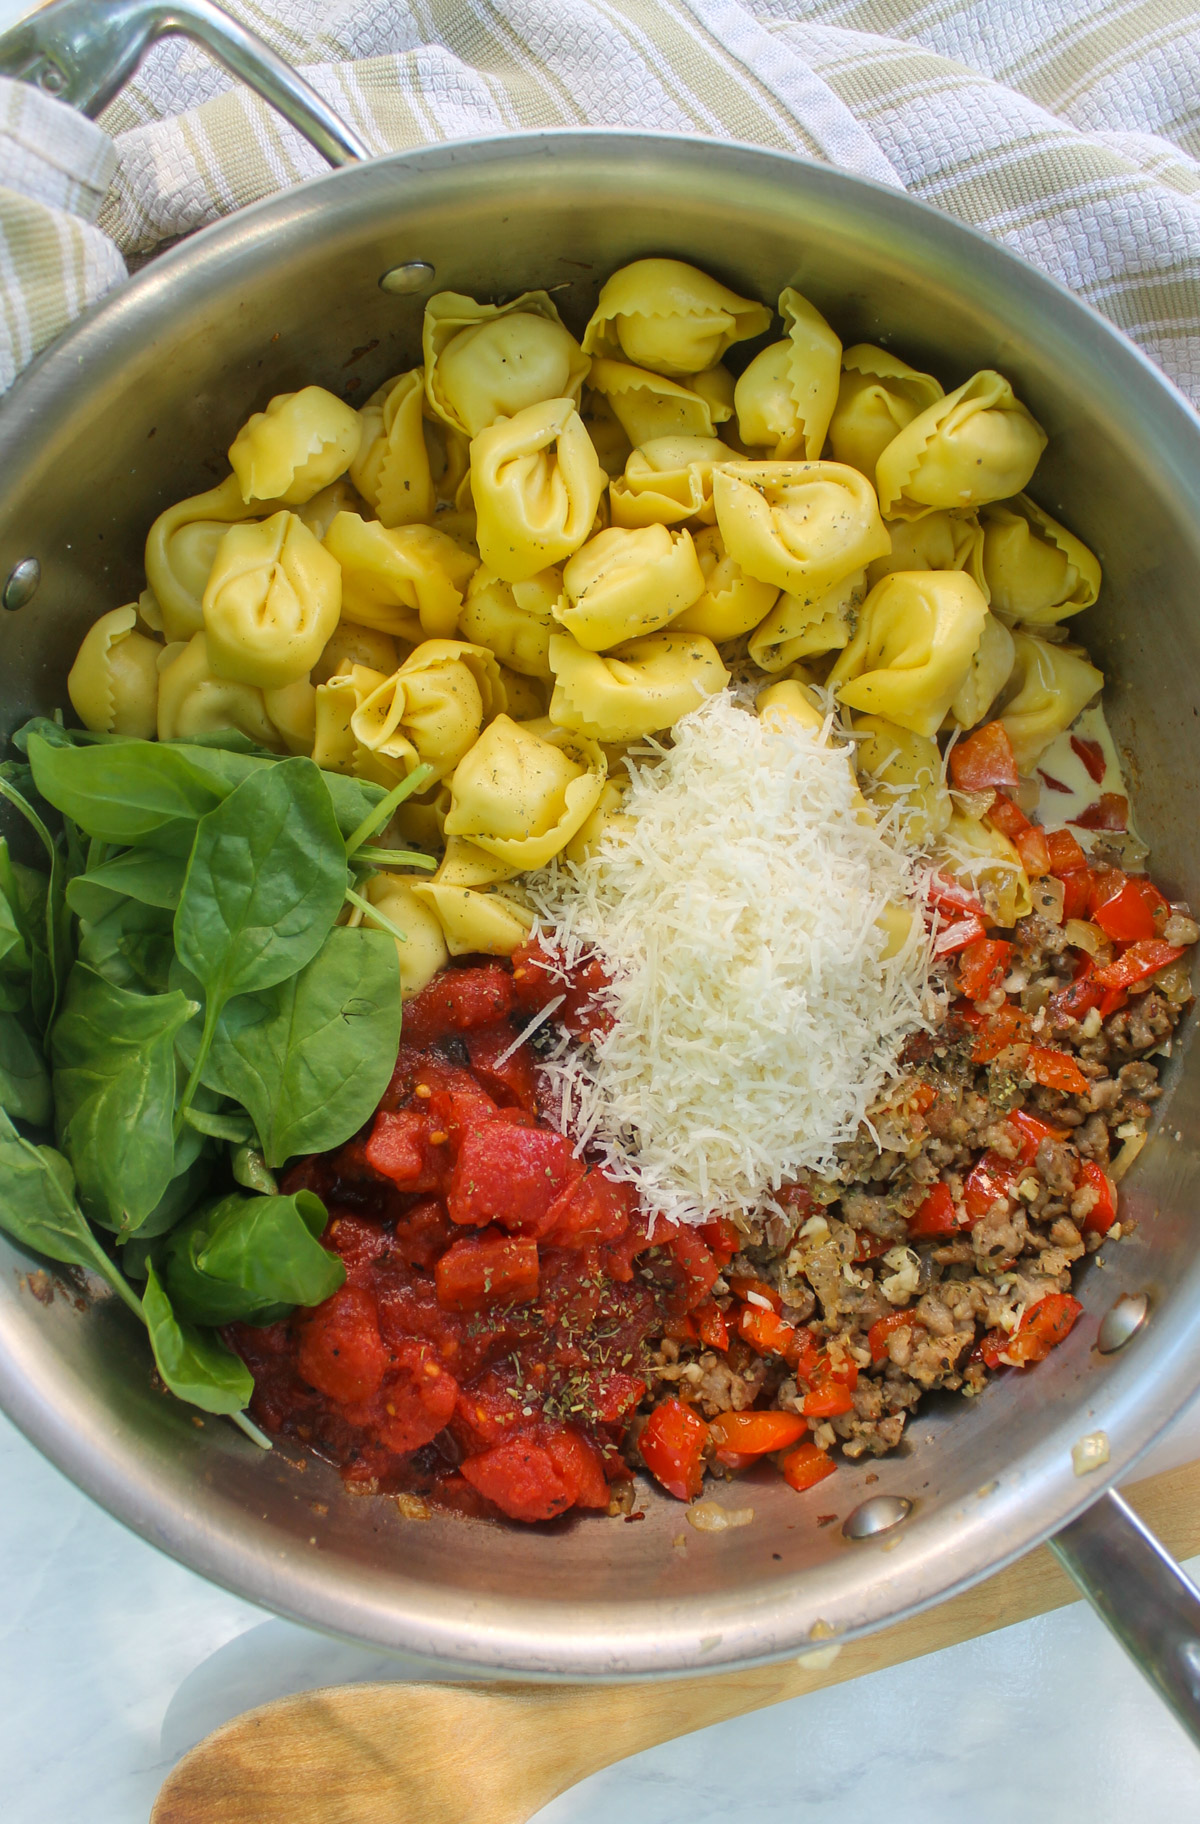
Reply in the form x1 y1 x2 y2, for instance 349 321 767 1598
52 965 199 1236
69 849 185 913
27 733 226 846
0 1109 141 1315
231 1143 277 1195
201 926 400 1168
142 1262 254 1414
0 774 73 1035
129 1151 216 1246
77 897 175 994
164 1187 341 1326
181 1105 255 1145
0 1010 52 1125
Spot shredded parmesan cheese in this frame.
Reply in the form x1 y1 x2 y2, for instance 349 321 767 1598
525 690 930 1225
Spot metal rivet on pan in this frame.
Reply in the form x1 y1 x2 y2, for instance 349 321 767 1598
843 1494 912 1540
1097 1291 1149 1355
2 558 40 611
379 262 435 295
37 64 66 96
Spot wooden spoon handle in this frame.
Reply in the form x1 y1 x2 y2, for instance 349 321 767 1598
152 1460 1200 1824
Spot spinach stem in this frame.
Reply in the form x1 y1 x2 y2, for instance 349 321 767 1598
344 763 435 857
344 886 407 944
231 1410 273 1450
174 995 222 1138
352 845 437 870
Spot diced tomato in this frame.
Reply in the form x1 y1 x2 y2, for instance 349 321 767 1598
365 1106 444 1192
1003 1293 1083 1367
802 1382 855 1418
401 964 518 1048
544 1426 610 1510
639 1398 709 1501
708 1410 808 1457
460 1435 575 1522
463 1022 539 1113
1075 1158 1117 1235
728 1274 783 1314
987 792 1030 841
447 1121 583 1233
737 1302 801 1365
1071 793 1128 832
1059 869 1092 920
948 721 1019 792
510 937 613 1040
295 1286 390 1405
695 1300 730 1350
779 1441 837 1493
1007 1108 1070 1165
541 1167 633 1249
1070 734 1106 783
1015 826 1051 878
434 1230 540 1312
343 1339 459 1453
1045 828 1087 877
971 1002 1031 1062
908 1181 959 1239
1025 1045 1090 1096
666 1226 721 1313
927 873 986 919
598 1206 659 1283
933 913 988 956
698 1215 741 1264
1092 876 1168 944
964 1151 1020 1220
1092 939 1186 992
868 1311 918 1362
958 938 1014 1002
389 1199 457 1271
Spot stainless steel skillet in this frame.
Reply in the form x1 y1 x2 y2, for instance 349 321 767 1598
2 0 1200 1729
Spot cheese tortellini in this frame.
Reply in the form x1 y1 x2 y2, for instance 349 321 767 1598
668 525 778 641
712 461 891 601
359 873 449 999
411 882 535 957
582 258 771 376
202 511 342 688
67 605 161 739
876 371 1047 520
351 638 504 782
938 808 1032 928
229 386 362 507
350 371 437 528
828 345 943 478
312 622 401 686
144 474 266 645
734 289 841 460
852 715 952 842
470 398 606 583
827 570 989 738
548 630 730 741
156 634 284 749
747 569 864 674
586 359 730 448
324 512 478 639
608 436 727 529
458 567 560 679
424 291 589 438
556 525 705 650
865 510 988 594
444 714 606 869
947 611 1015 730
998 632 1104 770
980 495 1101 624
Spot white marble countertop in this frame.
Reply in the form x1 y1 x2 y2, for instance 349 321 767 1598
5 1399 1200 1823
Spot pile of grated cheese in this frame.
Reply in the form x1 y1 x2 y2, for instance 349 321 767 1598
523 689 931 1227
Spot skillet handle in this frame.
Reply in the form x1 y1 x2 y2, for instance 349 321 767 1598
0 0 368 166
1050 1489 1200 1748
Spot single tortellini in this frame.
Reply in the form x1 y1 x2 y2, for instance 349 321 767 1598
548 630 730 742
497 667 548 721
350 370 437 528
352 639 505 782
828 346 943 478
998 632 1104 771
144 474 266 644
866 510 988 595
411 882 534 958
389 779 453 852
312 623 401 686
435 835 519 889
296 477 367 541
262 677 317 756
747 568 864 673
229 385 362 507
669 525 778 641
556 525 705 651
324 511 478 640
156 634 284 749
756 679 826 734
68 605 160 740
444 714 607 869
876 371 1047 520
947 612 1015 730
424 291 590 439
980 495 1101 624
852 715 952 843
202 511 341 689
609 435 728 529
827 570 989 738
586 358 730 448
563 778 629 865
938 808 1032 928
457 567 560 680
359 873 449 1000
582 258 771 376
312 663 391 778
581 389 634 479
712 460 891 601
470 398 606 584
734 289 841 460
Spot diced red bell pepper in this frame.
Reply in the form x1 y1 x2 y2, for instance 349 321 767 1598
908 1181 959 1239
971 1001 1031 1062
434 1229 540 1312
1059 869 1092 920
708 1410 808 1457
1071 793 1128 832
695 1300 731 1350
1003 1292 1083 1366
853 1231 893 1262
1092 939 1186 992
662 1313 699 1342
1045 828 1088 877
667 1227 721 1313
868 1310 919 1362
1048 967 1103 1026
698 1215 741 1265
927 873 986 919
948 721 1019 792
1007 1108 1070 1165
789 1325 824 1382
964 1151 1020 1220
933 913 989 956
1015 826 1051 878
459 1435 576 1522
1070 734 1106 784
728 1274 783 1314
987 792 1031 842
1025 1046 1090 1096
1075 1158 1117 1235
639 1397 709 1501
802 1382 855 1418
958 938 1015 1002
447 1121 584 1233
779 1441 837 1492
1092 876 1168 944
737 1302 801 1365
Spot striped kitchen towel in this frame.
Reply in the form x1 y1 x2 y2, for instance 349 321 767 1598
3 0 1200 402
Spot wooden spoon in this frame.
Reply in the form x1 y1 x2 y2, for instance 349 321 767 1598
152 1459 1200 1824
